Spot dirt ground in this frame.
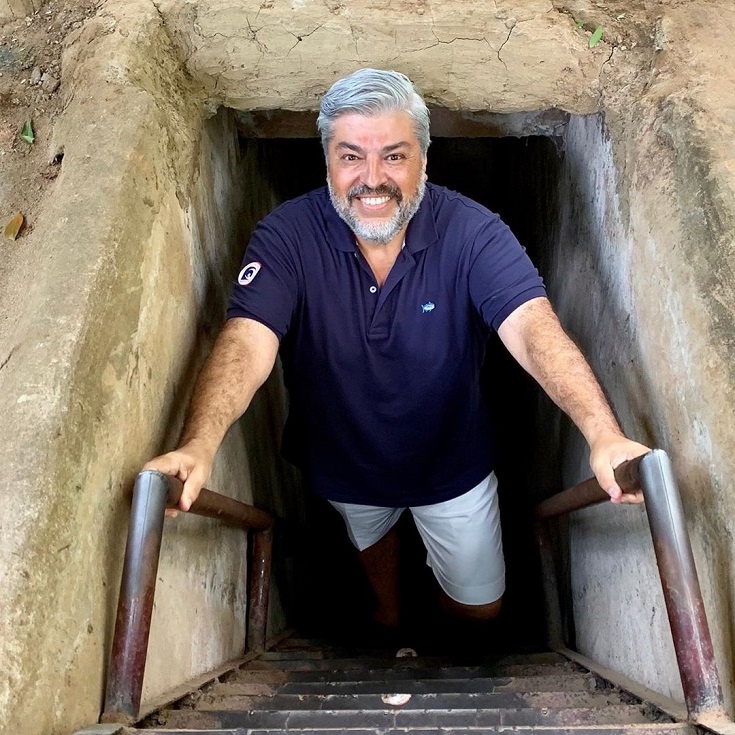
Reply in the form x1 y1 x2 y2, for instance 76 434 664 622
0 0 658 246
0 0 98 242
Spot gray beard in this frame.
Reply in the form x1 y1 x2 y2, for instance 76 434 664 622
327 177 426 245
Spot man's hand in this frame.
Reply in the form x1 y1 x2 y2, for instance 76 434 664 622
589 431 650 504
144 442 214 516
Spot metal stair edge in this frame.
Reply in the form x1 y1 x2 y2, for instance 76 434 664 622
554 648 689 724
136 628 297 722
72 628 298 735
137 724 696 735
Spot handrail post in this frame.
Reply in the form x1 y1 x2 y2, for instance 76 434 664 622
639 450 725 720
534 521 564 649
247 526 273 653
101 470 276 724
101 472 168 724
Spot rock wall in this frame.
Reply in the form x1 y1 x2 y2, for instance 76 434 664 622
540 4 735 713
0 3 288 733
0 0 43 21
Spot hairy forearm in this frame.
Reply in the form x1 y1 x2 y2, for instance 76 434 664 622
179 317 279 458
498 298 621 445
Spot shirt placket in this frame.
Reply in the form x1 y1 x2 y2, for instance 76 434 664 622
356 249 416 341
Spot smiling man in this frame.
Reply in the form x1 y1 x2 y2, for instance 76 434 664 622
146 69 648 635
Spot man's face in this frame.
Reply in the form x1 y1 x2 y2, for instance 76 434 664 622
326 111 427 245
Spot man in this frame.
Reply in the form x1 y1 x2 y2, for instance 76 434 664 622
146 68 647 630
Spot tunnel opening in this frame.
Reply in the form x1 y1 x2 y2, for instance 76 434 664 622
223 121 572 653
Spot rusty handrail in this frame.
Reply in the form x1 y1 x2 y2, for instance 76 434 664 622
100 470 274 725
534 449 724 722
534 454 645 520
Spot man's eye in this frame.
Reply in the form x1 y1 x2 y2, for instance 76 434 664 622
386 154 404 161
342 154 359 162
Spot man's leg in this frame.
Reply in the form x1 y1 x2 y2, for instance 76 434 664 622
357 525 401 628
411 473 505 622
439 590 502 621
329 501 405 627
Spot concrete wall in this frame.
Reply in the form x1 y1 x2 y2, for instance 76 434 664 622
0 4 290 733
541 114 684 700
543 100 735 711
534 3 735 713
0 0 43 21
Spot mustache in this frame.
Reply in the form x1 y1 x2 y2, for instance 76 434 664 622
347 183 402 202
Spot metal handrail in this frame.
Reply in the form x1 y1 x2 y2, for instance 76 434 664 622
534 449 725 722
100 470 275 724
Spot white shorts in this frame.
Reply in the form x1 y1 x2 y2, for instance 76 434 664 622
329 473 504 606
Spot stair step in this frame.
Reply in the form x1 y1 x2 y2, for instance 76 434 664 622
239 659 581 676
135 641 690 735
231 665 587 684
151 706 676 730
141 726 695 735
271 643 569 666
195 691 633 711
258 651 329 661
210 674 597 696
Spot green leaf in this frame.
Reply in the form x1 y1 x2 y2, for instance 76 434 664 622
589 26 604 48
20 119 34 145
576 21 585 28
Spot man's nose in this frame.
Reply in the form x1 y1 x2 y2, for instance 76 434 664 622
363 155 387 189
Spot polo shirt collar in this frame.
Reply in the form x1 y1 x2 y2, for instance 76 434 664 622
323 184 440 254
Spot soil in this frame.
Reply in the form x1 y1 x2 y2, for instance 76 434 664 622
0 0 98 241
0 0 658 245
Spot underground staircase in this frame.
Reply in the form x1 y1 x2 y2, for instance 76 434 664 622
94 453 727 734
134 632 695 735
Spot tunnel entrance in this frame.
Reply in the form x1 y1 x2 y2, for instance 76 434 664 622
233 128 569 651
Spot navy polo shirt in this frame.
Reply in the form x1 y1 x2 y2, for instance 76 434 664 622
227 183 546 507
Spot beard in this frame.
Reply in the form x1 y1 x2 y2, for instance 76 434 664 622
327 176 426 245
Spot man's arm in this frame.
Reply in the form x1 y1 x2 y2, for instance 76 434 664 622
144 317 280 512
497 297 648 504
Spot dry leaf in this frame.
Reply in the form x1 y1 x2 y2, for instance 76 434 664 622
382 693 411 706
4 213 25 240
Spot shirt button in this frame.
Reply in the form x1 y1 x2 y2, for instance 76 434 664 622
369 286 377 294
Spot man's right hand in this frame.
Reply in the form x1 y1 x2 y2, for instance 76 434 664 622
143 443 214 516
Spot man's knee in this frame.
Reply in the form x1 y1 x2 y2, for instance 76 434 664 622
442 592 503 621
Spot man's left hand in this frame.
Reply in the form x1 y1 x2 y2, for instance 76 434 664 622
589 431 651 504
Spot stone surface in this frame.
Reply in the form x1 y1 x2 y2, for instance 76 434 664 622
0 0 734 734
0 0 43 21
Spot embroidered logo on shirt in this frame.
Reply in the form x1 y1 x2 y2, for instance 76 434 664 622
238 262 261 286
421 301 436 313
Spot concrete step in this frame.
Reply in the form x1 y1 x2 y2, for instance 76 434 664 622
146 709 690 732
238 659 582 677
194 691 627 711
141 727 694 735
208 674 598 696
136 638 690 735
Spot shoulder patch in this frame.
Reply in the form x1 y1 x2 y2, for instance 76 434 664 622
238 262 261 286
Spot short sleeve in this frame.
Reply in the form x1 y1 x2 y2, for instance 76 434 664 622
468 218 546 332
226 219 300 340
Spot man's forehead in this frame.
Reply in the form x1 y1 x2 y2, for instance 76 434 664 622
331 111 419 144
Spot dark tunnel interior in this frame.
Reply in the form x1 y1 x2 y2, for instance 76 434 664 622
238 135 566 651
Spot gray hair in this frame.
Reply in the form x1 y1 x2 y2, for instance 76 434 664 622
317 68 431 157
